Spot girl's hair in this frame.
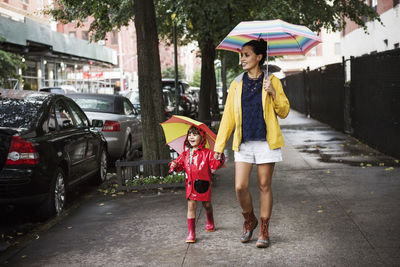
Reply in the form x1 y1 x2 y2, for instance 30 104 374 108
242 39 268 66
184 125 201 148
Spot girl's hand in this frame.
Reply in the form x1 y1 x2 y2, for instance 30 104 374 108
169 161 176 172
264 79 276 100
214 152 222 160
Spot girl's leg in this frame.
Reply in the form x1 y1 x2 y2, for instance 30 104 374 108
202 201 215 232
187 199 197 219
235 162 258 243
186 199 197 243
256 163 275 248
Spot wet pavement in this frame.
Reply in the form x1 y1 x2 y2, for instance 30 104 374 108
1 109 399 266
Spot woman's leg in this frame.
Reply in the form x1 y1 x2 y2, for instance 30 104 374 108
235 162 253 212
235 162 258 242
257 163 275 218
256 163 275 248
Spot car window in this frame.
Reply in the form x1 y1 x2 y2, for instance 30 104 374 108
0 96 42 130
123 99 135 115
55 101 74 130
42 105 57 133
67 100 90 128
72 97 114 113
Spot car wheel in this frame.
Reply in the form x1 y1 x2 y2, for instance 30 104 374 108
123 137 135 161
94 148 108 185
37 167 66 220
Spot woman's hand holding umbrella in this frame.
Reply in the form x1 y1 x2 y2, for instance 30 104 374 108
264 79 276 100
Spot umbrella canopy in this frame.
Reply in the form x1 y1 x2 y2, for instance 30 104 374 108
216 19 322 56
160 115 217 155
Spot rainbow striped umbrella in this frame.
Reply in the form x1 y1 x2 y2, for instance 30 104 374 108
217 19 322 56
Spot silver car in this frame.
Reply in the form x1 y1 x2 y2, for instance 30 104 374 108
68 93 142 163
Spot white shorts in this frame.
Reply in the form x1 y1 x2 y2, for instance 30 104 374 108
234 141 282 164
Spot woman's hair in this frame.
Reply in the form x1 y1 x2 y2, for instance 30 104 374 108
242 39 268 66
185 126 202 148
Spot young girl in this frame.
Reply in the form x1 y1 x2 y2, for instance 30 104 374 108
169 125 225 243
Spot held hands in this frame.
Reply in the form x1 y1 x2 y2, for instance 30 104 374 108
264 79 276 100
214 152 222 161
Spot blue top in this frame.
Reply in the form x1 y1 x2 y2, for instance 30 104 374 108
241 72 267 143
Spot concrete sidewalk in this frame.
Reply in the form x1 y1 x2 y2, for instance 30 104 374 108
3 110 400 266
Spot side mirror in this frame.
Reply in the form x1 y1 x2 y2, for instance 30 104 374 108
92 119 103 128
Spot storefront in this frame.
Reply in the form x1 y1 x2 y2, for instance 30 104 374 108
0 16 117 91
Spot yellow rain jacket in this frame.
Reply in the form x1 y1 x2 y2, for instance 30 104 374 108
214 71 290 153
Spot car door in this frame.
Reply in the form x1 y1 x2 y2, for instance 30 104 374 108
123 98 142 149
54 100 88 184
66 99 100 178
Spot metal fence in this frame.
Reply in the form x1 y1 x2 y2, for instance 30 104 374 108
283 62 345 131
282 48 400 159
350 49 400 158
115 159 184 191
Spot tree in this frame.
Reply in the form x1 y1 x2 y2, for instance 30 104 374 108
162 66 185 79
0 45 25 89
156 0 380 120
47 0 170 175
191 68 201 87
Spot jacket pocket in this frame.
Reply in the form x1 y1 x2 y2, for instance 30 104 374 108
194 179 210 194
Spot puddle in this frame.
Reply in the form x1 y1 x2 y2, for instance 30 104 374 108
282 126 399 167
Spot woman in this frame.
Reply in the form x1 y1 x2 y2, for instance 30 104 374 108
214 39 289 248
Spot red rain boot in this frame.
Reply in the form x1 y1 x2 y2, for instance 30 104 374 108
186 218 196 243
206 210 216 232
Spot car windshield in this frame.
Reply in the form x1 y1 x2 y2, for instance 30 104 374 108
0 98 42 129
72 98 114 113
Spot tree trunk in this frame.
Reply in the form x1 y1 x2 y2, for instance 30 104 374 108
134 0 170 176
198 39 217 122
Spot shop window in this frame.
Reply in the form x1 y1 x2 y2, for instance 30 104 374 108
371 0 377 10
334 42 341 55
111 31 118 45
82 31 89 41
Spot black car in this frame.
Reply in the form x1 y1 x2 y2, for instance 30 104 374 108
0 89 107 219
162 79 198 118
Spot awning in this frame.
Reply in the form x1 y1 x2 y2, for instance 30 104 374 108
0 16 117 65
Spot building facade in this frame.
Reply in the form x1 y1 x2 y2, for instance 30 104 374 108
341 0 400 58
0 0 117 92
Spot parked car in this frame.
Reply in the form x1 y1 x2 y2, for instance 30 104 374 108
162 79 198 118
39 85 78 94
120 90 140 113
68 93 142 163
0 89 107 219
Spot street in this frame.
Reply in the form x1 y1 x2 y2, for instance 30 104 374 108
1 109 400 266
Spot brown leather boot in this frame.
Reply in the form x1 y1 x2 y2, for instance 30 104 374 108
256 217 270 248
240 209 258 243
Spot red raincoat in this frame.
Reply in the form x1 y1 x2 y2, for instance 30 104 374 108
169 130 225 202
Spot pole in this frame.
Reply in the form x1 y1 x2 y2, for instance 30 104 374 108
173 18 179 114
118 31 124 91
